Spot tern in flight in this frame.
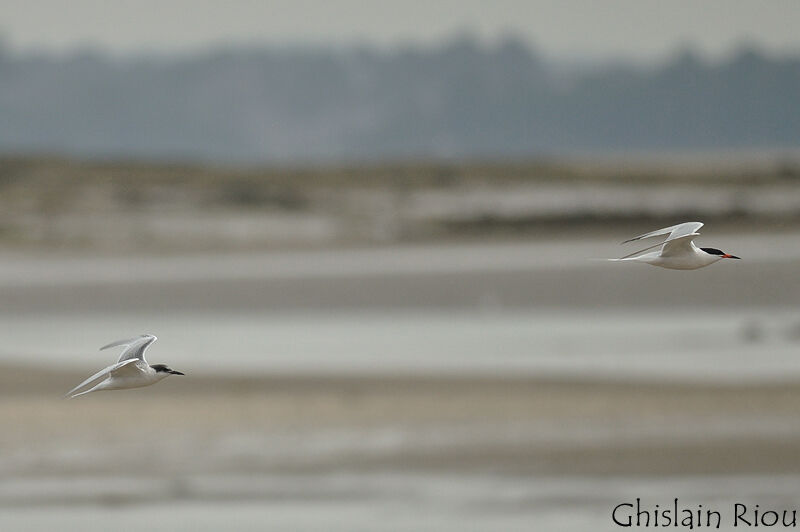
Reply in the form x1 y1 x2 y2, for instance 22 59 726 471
610 221 740 270
65 334 183 398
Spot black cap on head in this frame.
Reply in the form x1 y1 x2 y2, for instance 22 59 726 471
151 364 184 375
701 247 740 259
700 247 724 255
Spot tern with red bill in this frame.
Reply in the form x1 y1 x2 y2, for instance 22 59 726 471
65 334 184 398
610 222 740 270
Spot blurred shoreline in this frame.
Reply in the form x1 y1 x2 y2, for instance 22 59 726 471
1 233 800 380
1 156 799 254
2 156 800 530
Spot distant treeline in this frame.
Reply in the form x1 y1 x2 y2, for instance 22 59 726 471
0 36 798 163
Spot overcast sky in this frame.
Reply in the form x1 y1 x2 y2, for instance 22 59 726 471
1 0 799 60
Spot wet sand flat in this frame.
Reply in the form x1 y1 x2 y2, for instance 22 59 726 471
3 367 800 480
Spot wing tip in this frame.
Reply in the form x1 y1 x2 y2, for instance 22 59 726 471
63 388 79 399
99 334 157 351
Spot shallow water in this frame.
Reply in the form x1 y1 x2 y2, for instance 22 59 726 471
2 308 800 381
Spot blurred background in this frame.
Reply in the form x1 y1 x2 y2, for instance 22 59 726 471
1 1 800 530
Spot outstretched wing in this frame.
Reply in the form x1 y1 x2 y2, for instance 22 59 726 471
622 222 703 244
659 234 700 257
617 222 703 259
616 240 666 260
64 358 139 398
100 334 157 364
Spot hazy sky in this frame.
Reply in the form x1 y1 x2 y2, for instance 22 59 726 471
1 0 799 60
